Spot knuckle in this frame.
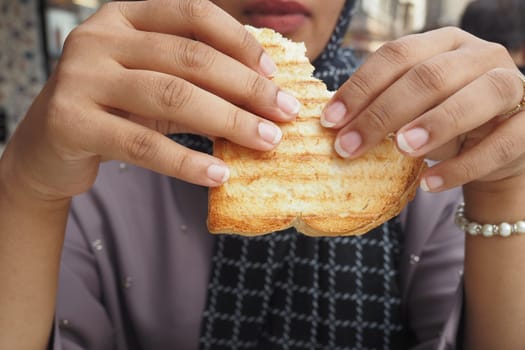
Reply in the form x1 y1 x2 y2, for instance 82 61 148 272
124 130 159 162
172 149 191 176
411 61 448 92
93 1 131 27
62 23 108 52
62 26 88 51
238 29 264 67
456 158 481 182
438 26 471 46
177 40 215 71
111 1 135 28
244 74 269 100
178 0 213 20
239 28 258 51
377 39 412 66
487 42 509 59
486 69 516 103
440 99 466 131
442 26 460 34
364 103 391 133
98 1 120 16
156 77 192 111
490 136 520 165
345 72 374 99
224 107 245 133
442 26 464 39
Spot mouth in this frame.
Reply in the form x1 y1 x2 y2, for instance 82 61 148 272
244 0 311 35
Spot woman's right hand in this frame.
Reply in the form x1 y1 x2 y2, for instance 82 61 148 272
1 0 299 200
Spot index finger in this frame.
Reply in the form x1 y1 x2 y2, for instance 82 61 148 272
321 27 471 128
110 0 276 76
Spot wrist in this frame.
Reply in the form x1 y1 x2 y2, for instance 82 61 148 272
0 148 71 212
463 175 525 223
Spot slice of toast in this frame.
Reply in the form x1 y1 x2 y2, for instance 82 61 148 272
207 26 426 237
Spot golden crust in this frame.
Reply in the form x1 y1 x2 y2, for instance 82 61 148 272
207 26 426 237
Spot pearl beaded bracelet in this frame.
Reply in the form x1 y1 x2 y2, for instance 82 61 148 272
455 203 525 237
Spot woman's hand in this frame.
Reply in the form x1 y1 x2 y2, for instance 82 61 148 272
1 3 300 347
321 27 525 349
1 0 300 201
321 27 525 194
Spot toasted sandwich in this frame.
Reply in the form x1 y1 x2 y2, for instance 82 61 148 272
207 26 425 237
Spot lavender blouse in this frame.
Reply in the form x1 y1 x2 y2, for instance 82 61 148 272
51 161 464 350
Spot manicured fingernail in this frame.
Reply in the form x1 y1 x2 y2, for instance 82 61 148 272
207 164 230 183
277 90 301 116
258 122 282 145
397 128 429 153
335 131 362 158
420 176 444 192
259 53 277 77
322 101 347 128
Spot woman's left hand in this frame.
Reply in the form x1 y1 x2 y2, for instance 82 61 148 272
321 27 525 193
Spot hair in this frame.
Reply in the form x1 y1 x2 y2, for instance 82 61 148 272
460 0 525 51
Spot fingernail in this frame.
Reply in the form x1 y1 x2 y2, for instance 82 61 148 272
321 101 347 128
335 131 361 158
277 90 301 116
258 122 282 145
420 176 444 192
207 164 230 183
259 53 277 77
397 128 429 153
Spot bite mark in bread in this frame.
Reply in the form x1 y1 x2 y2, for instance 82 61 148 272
207 26 426 237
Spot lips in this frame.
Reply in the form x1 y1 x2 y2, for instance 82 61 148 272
244 0 310 34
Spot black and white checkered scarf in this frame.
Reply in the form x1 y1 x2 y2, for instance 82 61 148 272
175 1 408 348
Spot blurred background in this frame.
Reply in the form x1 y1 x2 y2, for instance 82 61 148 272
0 0 521 152
347 0 471 58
